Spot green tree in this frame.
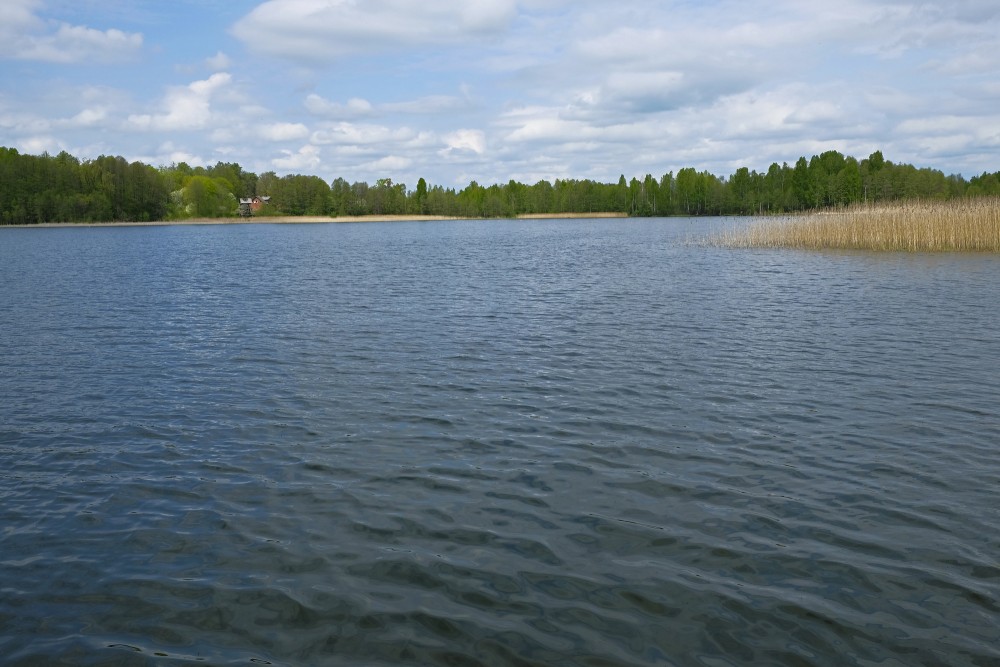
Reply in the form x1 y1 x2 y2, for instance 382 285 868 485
790 157 810 210
675 168 703 214
415 177 428 214
730 167 753 214
868 150 885 172
330 177 351 216
658 172 674 214
183 175 235 217
835 158 862 205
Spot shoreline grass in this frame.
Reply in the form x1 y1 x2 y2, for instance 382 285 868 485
716 198 1000 252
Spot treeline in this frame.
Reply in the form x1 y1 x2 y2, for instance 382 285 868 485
3 146 1000 225
0 148 168 224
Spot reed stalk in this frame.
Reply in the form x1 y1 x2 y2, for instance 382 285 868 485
717 198 1000 252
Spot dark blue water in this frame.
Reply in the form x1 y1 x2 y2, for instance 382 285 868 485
1 218 998 666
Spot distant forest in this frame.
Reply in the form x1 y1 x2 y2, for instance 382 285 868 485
2 145 999 225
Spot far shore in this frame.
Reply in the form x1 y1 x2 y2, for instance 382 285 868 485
2 212 627 229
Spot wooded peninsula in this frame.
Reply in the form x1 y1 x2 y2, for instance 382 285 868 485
2 146 998 225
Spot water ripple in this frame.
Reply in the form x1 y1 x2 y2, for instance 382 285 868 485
1 220 999 666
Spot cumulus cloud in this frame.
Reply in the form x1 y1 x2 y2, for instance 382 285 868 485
258 122 310 142
441 129 486 155
500 107 585 145
217 1 997 180
19 135 62 154
5 0 1000 186
273 144 323 171
232 0 518 62
205 51 232 71
64 107 108 128
144 143 209 169
0 0 142 64
127 73 232 132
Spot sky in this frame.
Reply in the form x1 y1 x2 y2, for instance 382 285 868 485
1 0 999 188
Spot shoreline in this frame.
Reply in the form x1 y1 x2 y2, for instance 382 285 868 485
1 212 627 229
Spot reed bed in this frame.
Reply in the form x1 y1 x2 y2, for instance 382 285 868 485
717 198 1000 252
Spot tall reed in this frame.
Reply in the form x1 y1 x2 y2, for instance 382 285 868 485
717 198 1000 252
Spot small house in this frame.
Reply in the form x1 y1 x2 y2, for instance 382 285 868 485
239 196 271 216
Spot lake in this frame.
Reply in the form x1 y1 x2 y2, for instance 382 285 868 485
1 218 998 666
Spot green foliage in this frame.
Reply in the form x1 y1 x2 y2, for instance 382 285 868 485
182 175 236 217
967 171 1000 197
0 145 995 225
415 177 428 214
266 174 331 215
0 149 168 224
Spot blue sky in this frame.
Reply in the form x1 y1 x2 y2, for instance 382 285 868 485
2 0 999 188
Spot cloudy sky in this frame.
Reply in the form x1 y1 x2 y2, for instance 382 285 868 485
2 0 998 188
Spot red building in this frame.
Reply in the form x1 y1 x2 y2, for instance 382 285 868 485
238 196 271 216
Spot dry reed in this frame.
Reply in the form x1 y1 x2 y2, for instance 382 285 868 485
717 198 1000 252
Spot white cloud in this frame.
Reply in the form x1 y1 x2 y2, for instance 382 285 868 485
311 122 415 146
0 0 38 26
897 114 1000 155
304 95 374 119
441 129 486 155
362 155 413 172
64 107 108 127
500 106 588 145
0 0 142 64
0 108 50 134
304 92 472 119
149 143 208 169
127 73 232 132
4 0 1000 186
273 144 322 171
19 135 62 154
232 0 518 62
206 51 232 72
258 122 310 142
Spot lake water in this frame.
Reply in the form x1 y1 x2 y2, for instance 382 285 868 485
1 218 998 666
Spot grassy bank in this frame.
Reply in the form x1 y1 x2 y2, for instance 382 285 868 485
717 198 1000 252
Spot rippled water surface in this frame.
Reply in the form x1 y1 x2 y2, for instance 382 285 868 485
1 218 998 666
